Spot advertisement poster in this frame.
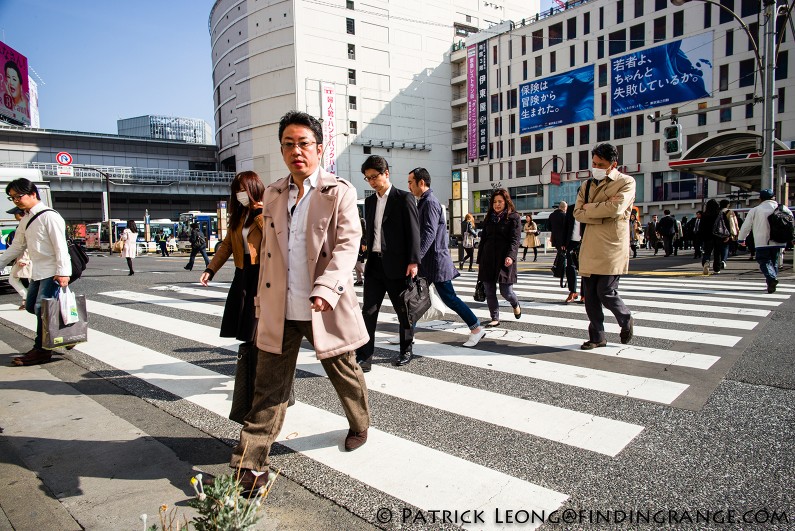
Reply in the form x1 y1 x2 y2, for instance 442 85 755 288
519 65 594 134
611 33 713 116
467 45 478 161
0 40 31 126
320 82 337 175
477 41 488 159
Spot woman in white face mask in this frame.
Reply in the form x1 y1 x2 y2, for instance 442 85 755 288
199 171 269 423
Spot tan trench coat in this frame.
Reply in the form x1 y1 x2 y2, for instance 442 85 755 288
254 169 369 359
522 221 540 248
573 170 636 276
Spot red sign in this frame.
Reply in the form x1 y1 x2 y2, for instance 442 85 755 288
56 151 73 165
551 172 561 186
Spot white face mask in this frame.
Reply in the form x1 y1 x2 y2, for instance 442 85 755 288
591 167 612 181
236 191 250 206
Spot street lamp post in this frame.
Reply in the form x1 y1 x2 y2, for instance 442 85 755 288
671 0 784 199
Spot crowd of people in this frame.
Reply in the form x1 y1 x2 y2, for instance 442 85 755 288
1 112 791 495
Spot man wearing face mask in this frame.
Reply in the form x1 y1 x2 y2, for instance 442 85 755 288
573 143 636 350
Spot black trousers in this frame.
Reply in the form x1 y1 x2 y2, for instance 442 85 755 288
582 274 631 343
356 255 413 362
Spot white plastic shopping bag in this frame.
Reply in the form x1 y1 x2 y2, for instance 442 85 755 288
419 284 447 322
59 287 80 325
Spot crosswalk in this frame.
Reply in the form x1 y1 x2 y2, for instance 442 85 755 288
0 270 791 528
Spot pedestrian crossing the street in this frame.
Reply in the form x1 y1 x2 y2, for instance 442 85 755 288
1 271 792 528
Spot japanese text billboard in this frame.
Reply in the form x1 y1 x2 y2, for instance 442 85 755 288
519 65 594 134
321 82 337 175
0 40 30 126
611 33 713 116
476 41 489 158
467 45 478 160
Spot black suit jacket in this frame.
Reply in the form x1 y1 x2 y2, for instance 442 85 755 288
364 186 421 279
548 209 567 248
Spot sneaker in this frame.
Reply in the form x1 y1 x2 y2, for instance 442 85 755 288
721 261 727 270
463 328 487 347
703 264 709 276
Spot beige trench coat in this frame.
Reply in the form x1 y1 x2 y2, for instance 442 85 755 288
522 221 540 248
255 169 369 359
573 170 636 276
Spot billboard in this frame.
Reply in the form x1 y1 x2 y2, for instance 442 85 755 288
476 41 489 158
467 45 478 160
611 33 713 116
320 82 337 175
0 40 31 126
519 65 594 134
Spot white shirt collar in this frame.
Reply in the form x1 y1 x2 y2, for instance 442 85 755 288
377 183 392 199
290 166 320 190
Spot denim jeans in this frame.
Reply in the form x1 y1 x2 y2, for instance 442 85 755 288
25 278 62 349
186 246 209 270
755 247 781 282
433 280 479 330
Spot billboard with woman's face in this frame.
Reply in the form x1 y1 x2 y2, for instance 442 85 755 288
0 41 30 126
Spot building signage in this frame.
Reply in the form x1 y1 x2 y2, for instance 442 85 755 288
519 65 594 134
611 32 713 116
477 41 488 158
0 40 31 126
320 82 337 175
467 45 478 160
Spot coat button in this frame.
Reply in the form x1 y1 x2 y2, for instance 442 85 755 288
322 251 327 257
338 286 344 292
270 222 274 228
266 282 271 288
267 252 271 257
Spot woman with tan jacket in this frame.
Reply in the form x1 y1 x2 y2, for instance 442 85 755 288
200 171 265 423
521 213 540 261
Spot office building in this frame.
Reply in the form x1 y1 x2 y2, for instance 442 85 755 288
118 115 215 145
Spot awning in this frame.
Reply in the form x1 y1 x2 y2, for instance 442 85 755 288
668 131 794 191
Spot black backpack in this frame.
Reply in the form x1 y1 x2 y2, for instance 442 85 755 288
25 209 89 283
768 204 795 244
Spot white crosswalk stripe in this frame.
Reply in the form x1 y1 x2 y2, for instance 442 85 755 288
1 270 790 528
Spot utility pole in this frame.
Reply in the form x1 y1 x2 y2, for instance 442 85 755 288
761 0 777 196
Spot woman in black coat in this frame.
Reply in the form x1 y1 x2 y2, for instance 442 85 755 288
698 198 730 275
477 188 522 327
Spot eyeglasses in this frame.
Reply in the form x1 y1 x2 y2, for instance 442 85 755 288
363 174 382 182
7 195 23 202
281 141 317 151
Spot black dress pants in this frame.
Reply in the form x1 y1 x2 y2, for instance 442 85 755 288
355 255 413 362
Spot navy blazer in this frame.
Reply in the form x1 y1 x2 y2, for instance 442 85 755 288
417 188 458 283
364 185 421 279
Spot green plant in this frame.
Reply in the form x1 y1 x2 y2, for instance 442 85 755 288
139 470 277 531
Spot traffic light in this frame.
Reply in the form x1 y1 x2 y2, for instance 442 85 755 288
663 123 682 157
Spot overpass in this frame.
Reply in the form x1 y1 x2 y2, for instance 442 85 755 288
0 162 235 222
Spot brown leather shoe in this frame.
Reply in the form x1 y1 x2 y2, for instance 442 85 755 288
12 348 52 366
580 340 607 350
345 429 368 451
564 292 579 303
236 468 272 493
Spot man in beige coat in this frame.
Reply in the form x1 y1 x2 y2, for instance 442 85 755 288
574 143 636 350
228 111 371 491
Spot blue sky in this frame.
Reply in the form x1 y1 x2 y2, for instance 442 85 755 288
0 0 216 134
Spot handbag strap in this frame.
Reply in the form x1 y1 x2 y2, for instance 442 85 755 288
25 208 55 230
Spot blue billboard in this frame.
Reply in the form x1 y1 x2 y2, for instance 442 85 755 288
611 33 713 116
519 65 594 134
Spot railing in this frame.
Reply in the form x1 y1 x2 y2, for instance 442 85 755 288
0 162 235 185
450 0 595 52
0 123 216 146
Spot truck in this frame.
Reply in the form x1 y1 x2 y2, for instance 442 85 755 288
0 168 53 283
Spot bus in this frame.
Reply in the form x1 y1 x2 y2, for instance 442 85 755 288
85 219 178 253
177 211 220 253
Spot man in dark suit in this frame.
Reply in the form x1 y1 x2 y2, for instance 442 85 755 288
646 214 660 254
548 201 568 250
656 209 677 257
356 155 420 371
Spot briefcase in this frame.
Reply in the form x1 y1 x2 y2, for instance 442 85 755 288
399 277 432 327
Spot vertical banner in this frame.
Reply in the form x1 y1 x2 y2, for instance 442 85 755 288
477 41 488 158
467 45 478 160
320 82 337 174
29 78 39 128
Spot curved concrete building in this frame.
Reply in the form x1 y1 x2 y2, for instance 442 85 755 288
209 0 533 205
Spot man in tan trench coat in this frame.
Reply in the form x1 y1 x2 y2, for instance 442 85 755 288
228 111 371 491
574 143 636 350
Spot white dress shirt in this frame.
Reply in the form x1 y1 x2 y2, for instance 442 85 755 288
372 183 392 253
285 167 319 321
0 202 71 281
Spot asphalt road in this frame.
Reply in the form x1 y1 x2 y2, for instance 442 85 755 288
0 247 792 530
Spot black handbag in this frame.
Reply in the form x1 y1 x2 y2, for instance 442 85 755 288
473 280 486 302
399 277 432 327
551 249 567 288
